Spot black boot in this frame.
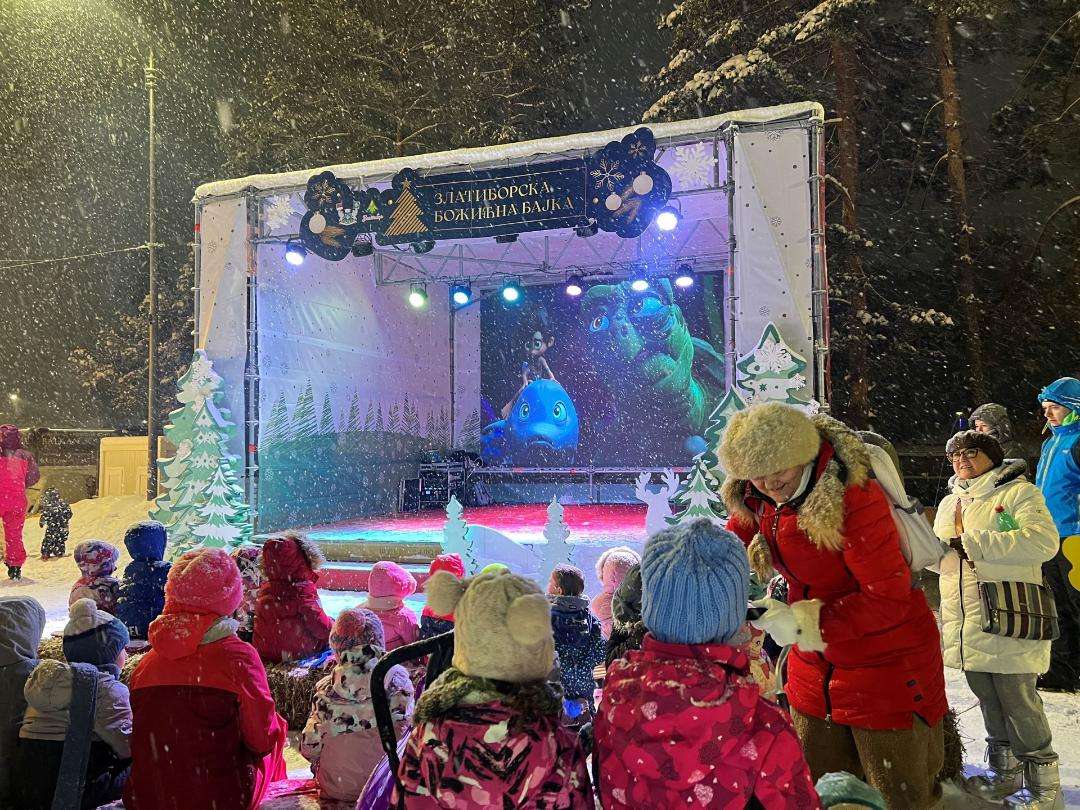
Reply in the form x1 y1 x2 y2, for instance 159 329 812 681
1036 667 1079 693
6 565 20 581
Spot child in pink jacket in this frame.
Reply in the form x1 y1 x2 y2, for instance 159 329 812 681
590 546 640 638
362 561 418 651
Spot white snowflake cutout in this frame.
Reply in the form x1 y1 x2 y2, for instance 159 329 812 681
263 194 301 231
669 143 714 190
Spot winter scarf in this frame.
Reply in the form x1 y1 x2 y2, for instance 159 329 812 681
414 667 562 727
50 662 99 810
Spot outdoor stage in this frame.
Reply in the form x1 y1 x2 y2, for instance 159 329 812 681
301 503 646 591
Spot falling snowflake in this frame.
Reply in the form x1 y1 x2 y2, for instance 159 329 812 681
755 340 793 373
590 158 625 191
669 143 714 189
263 194 299 230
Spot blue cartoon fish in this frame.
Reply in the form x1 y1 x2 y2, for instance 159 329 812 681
481 379 579 466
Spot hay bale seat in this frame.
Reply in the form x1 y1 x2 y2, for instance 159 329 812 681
37 638 325 731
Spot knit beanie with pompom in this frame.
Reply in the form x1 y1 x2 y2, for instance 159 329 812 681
330 607 385 655
165 547 243 617
426 568 553 683
63 598 129 667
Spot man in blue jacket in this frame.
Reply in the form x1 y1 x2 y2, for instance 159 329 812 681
1035 377 1080 692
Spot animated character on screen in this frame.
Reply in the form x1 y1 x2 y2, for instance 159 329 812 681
482 380 580 466
501 310 557 419
580 279 723 462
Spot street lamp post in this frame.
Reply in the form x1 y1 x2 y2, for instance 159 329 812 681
145 51 159 501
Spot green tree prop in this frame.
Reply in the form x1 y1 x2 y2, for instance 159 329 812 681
668 457 725 527
346 391 362 433
319 392 335 434
292 382 318 439
151 350 252 558
736 323 811 406
263 394 290 446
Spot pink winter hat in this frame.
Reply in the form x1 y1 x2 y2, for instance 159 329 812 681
165 548 243 617
330 607 385 654
428 553 465 580
368 561 417 599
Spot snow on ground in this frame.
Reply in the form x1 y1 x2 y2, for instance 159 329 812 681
6 496 1080 806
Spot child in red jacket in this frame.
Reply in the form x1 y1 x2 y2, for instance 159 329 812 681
253 535 332 663
124 548 288 810
595 519 819 809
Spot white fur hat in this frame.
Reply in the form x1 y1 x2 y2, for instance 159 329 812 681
718 402 821 481
426 569 553 683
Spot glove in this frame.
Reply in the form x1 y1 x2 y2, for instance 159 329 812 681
749 597 825 652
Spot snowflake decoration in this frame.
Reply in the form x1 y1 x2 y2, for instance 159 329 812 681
769 216 782 227
668 143 714 190
766 131 782 142
628 141 648 159
758 305 771 317
263 194 300 231
755 340 793 373
311 179 338 208
590 158 625 191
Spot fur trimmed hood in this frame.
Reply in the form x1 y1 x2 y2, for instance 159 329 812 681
722 414 871 554
262 534 325 582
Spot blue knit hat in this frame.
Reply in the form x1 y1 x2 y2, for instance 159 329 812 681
1038 377 1080 413
63 598 129 668
641 519 749 645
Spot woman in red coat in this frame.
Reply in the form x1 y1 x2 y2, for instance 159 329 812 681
719 403 947 808
124 547 288 810
253 534 333 663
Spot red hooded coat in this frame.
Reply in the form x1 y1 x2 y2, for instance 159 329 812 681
724 429 948 731
123 613 288 810
252 536 332 663
0 426 39 512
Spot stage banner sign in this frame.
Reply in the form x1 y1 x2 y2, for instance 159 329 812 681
298 127 672 260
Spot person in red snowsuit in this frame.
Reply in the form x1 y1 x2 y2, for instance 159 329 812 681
0 425 40 579
719 404 948 808
124 547 287 810
252 534 332 663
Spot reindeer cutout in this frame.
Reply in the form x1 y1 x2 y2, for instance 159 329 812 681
635 469 680 538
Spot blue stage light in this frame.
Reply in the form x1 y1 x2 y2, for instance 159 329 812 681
565 275 584 297
501 279 523 304
674 264 695 288
285 239 306 266
451 283 472 307
655 206 680 231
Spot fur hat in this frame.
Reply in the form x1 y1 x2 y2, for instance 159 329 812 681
611 564 642 626
330 608 384 654
165 548 243 617
428 553 465 580
594 546 641 592
641 519 749 645
426 568 553 683
718 402 821 481
946 430 1004 469
368 561 417 599
63 598 129 667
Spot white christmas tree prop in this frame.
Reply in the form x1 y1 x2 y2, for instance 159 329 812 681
668 457 725 527
152 349 252 559
441 495 477 574
736 322 811 406
542 497 574 576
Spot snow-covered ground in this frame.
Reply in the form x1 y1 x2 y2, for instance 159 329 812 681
4 496 1080 806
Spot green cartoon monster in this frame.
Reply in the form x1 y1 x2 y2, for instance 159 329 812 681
580 279 724 460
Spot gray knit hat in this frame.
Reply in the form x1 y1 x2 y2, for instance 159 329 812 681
641 519 749 645
946 430 1004 468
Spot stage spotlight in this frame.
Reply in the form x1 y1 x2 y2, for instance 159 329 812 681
574 222 598 238
351 238 374 257
408 284 428 309
495 233 518 244
501 278 523 304
565 275 584 297
411 239 435 255
450 283 472 307
628 267 650 292
655 205 680 232
674 263 695 289
285 239 306 266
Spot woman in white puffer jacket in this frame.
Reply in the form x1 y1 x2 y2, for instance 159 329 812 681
934 430 1062 809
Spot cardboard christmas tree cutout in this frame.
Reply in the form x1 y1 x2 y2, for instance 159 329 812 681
442 495 476 574
736 323 811 406
542 497 574 575
151 349 252 559
700 387 749 472
667 456 725 527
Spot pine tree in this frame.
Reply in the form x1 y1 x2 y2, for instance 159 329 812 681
319 392 335 435
542 496 574 574
437 407 451 448
375 405 384 433
460 409 482 452
364 400 376 432
262 393 291 446
668 457 725 527
346 391 362 433
152 350 253 558
292 382 318 439
424 411 436 443
387 403 401 434
442 494 475 574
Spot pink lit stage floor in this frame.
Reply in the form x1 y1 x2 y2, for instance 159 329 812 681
303 503 648 547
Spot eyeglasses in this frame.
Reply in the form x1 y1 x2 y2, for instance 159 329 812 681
946 448 981 462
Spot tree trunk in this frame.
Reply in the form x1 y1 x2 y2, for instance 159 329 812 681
933 11 987 403
831 35 870 428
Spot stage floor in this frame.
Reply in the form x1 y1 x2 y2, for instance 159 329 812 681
302 503 647 547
